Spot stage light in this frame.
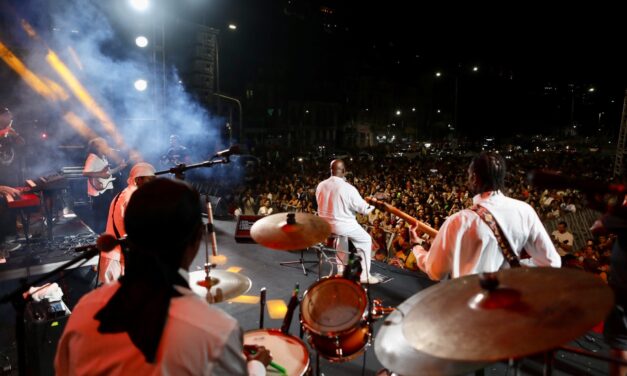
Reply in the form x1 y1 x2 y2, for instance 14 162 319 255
135 36 148 48
267 299 288 319
134 79 147 91
130 0 149 11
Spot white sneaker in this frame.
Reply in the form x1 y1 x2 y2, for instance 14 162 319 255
360 275 381 284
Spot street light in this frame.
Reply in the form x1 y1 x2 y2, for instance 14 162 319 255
435 71 442 77
395 110 401 116
213 93 243 142
588 87 595 93
228 24 237 30
135 36 149 48
472 66 479 72
129 0 149 12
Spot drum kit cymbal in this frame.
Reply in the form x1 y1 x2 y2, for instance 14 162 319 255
217 212 617 375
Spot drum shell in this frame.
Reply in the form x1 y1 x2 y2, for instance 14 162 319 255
300 276 370 362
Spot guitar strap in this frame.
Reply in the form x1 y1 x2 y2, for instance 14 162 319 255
471 205 521 268
110 192 123 239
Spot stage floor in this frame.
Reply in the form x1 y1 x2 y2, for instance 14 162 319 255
0 217 615 375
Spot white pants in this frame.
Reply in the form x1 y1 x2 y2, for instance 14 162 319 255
332 223 372 279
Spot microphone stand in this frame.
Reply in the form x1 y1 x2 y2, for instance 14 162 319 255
0 247 101 376
155 156 230 180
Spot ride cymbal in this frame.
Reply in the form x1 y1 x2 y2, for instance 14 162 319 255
250 212 331 251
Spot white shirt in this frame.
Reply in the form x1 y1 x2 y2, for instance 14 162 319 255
55 269 265 376
413 191 561 280
552 230 574 256
83 153 110 197
315 176 374 234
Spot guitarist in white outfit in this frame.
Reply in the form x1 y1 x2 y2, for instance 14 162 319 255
82 138 126 234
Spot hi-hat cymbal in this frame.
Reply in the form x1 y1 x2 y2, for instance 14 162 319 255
402 267 614 362
250 212 331 251
375 293 487 376
189 270 252 303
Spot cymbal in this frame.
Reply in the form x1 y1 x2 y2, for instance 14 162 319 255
402 267 614 362
250 212 331 251
375 292 487 376
189 270 252 303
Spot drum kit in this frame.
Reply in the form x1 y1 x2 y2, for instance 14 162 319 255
197 211 618 376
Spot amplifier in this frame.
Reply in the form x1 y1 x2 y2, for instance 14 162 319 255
234 215 262 243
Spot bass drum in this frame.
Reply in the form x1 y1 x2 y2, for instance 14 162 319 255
300 276 370 362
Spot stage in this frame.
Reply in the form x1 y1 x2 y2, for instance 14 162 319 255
0 216 615 375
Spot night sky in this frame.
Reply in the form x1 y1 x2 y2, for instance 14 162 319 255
1 0 625 140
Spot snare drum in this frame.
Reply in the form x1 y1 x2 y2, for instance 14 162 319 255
300 276 370 362
244 329 310 375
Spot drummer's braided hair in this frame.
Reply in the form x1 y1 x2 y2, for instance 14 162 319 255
470 152 506 193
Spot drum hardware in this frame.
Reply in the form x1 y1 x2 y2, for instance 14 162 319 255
259 287 267 329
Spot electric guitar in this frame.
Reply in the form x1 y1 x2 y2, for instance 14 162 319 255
89 161 127 193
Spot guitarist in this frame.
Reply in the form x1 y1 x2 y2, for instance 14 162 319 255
82 137 127 234
409 152 561 280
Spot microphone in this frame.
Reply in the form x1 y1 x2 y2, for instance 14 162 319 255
73 234 126 253
213 145 240 158
528 170 626 194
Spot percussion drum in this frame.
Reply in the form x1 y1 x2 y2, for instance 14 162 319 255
244 329 310 375
300 276 370 362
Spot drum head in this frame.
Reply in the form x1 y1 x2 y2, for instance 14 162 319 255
244 329 309 376
301 276 367 335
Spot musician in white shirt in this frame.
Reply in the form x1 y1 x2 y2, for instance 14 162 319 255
82 138 126 233
410 152 561 280
316 160 380 284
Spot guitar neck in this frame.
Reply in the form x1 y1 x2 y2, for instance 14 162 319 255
366 197 439 238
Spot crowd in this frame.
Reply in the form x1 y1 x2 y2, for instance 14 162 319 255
222 148 616 277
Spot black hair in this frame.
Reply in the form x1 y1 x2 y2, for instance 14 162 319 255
470 152 506 193
124 178 202 270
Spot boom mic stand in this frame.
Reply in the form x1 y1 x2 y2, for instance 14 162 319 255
155 157 231 181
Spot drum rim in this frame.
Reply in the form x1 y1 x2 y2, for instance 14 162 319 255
243 328 311 373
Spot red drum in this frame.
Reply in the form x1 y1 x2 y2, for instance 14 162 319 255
300 276 370 362
244 329 310 375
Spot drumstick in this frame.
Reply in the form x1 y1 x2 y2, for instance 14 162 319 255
243 345 287 375
365 196 439 238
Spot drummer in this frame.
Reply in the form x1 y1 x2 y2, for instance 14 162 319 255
55 179 272 375
410 152 561 280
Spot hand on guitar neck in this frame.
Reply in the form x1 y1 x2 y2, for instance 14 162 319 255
365 195 439 238
89 161 128 192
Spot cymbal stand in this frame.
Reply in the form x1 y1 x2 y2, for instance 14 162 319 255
311 244 338 280
278 214 318 276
